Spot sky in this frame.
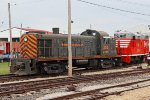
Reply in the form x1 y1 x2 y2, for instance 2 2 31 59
1 0 150 39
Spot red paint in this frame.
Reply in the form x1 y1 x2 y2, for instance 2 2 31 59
115 38 149 63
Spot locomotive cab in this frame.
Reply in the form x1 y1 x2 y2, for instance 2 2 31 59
81 30 120 68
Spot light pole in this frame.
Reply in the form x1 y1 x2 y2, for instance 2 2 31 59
90 24 92 29
8 3 13 61
68 0 72 77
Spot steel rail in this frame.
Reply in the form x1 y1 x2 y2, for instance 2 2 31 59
0 68 150 97
53 78 150 100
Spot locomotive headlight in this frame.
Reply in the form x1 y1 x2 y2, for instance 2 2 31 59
24 37 28 42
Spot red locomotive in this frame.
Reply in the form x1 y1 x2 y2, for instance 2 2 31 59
114 31 149 64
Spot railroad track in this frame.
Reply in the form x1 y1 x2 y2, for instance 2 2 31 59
0 63 139 83
53 78 150 100
0 68 150 97
0 74 48 83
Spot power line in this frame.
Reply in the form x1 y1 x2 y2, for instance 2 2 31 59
0 27 16 32
77 0 150 17
110 0 150 7
83 1 150 22
101 7 150 22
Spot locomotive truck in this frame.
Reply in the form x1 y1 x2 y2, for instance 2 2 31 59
11 29 122 75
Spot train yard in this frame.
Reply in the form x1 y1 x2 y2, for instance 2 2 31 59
1 0 150 99
0 29 150 99
0 63 150 99
0 17 150 100
0 26 149 99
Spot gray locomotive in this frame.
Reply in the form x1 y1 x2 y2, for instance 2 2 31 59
11 29 121 75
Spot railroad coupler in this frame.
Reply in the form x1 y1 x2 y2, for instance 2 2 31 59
10 58 38 75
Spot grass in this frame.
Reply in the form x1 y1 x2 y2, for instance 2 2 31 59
0 62 10 75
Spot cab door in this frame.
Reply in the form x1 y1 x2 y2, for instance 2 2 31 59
101 37 110 56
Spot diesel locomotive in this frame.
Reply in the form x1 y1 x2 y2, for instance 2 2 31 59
115 31 149 64
11 29 122 75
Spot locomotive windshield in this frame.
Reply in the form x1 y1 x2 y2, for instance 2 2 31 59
120 34 126 38
103 38 109 44
114 32 135 38
103 36 111 44
114 33 126 38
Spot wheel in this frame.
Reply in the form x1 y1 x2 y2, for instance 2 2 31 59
115 61 123 67
42 63 66 74
100 60 113 68
39 63 47 74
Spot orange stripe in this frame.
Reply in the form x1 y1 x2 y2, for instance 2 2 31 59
21 47 28 55
29 35 37 40
22 51 26 57
27 44 37 53
27 38 37 48
22 47 27 52
26 51 34 58
27 36 37 44
26 47 37 57
20 42 25 47
25 47 37 57
20 39 27 48
20 44 25 49
20 35 26 43
27 41 37 49
27 51 37 57
21 47 26 53
28 41 37 49
21 45 27 52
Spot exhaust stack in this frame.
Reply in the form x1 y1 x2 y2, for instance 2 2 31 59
52 28 59 34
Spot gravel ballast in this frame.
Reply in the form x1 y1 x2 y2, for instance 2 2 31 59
1 71 150 100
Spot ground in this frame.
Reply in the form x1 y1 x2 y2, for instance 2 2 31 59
0 62 10 75
104 86 150 100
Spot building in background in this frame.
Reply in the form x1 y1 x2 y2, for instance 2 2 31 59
0 37 20 55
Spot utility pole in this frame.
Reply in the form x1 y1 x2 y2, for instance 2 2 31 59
20 24 22 37
68 0 72 77
90 24 92 29
8 3 13 61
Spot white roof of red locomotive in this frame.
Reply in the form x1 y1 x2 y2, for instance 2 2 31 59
114 31 140 35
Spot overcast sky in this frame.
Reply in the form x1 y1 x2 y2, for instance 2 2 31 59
1 0 150 39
